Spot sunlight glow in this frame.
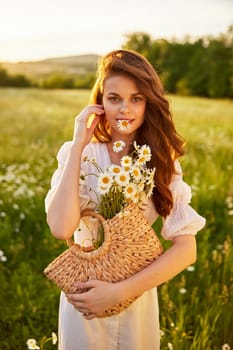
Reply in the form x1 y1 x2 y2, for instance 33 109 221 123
0 0 232 62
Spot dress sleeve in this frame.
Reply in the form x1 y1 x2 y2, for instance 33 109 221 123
44 141 91 213
161 160 206 240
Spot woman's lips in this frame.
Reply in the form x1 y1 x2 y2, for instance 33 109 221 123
116 118 134 122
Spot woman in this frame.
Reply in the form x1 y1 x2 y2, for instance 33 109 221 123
45 49 206 350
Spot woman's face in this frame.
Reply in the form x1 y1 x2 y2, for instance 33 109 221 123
102 75 146 140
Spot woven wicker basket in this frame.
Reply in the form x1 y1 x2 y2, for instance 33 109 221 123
44 203 163 317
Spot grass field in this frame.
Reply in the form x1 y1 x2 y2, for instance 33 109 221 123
0 88 232 349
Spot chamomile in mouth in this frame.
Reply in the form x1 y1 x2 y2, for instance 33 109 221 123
116 119 132 131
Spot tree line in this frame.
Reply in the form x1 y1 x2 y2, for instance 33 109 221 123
122 26 233 98
0 26 232 97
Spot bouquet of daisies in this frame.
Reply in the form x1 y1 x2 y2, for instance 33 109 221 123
44 141 163 313
83 141 155 220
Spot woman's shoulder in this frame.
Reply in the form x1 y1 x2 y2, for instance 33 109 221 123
55 141 108 166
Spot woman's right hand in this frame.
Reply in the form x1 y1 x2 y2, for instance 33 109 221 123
73 104 105 147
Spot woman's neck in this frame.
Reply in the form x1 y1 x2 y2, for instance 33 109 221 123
106 140 132 165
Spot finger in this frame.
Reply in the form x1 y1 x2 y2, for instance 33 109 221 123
74 280 98 290
66 294 86 303
77 106 104 119
87 115 101 132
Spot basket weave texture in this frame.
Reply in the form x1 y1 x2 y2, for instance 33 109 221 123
44 203 163 317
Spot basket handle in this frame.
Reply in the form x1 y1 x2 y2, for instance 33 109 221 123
66 210 106 250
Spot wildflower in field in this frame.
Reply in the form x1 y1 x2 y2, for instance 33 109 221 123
51 332 57 345
225 196 233 208
160 330 165 337
20 212 26 220
222 344 231 350
0 250 7 262
26 338 40 349
112 140 125 152
168 342 173 350
228 210 233 216
0 212 6 217
117 119 131 131
186 265 195 272
179 288 187 294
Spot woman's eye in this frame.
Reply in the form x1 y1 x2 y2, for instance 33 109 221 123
132 96 143 103
109 96 120 103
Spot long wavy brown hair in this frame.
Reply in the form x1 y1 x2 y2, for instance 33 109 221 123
90 49 185 217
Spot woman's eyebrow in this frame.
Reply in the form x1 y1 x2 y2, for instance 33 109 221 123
107 92 142 96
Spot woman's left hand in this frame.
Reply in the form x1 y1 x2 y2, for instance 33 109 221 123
66 280 122 319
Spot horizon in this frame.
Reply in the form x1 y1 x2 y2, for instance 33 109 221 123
1 27 231 65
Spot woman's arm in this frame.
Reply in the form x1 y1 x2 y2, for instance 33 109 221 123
46 143 83 239
46 105 104 240
66 234 196 319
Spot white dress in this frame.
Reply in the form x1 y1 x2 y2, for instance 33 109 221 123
45 141 206 350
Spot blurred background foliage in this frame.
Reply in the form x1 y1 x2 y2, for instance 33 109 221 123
0 26 232 98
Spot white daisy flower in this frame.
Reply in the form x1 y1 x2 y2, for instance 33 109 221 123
117 119 131 131
186 265 195 272
121 156 132 168
168 343 173 350
26 339 40 350
124 183 138 200
108 164 122 175
112 140 125 152
130 166 142 181
52 332 58 345
115 171 130 187
179 288 187 294
97 173 113 193
138 145 152 162
136 156 147 166
123 166 131 172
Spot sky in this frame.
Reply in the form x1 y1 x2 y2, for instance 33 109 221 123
0 0 232 62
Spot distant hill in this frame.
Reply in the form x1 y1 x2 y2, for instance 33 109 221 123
1 54 100 82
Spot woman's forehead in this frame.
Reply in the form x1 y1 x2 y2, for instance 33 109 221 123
103 75 140 94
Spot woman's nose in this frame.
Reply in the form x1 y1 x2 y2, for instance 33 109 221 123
119 101 129 114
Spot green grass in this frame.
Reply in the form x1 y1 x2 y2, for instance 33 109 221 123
0 88 232 349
